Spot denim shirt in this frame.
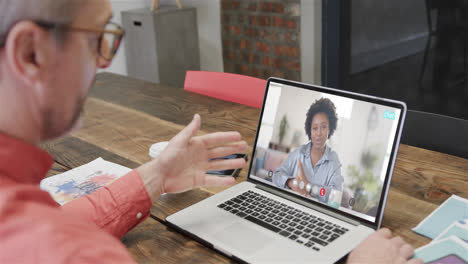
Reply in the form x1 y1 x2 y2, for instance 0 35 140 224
272 142 343 191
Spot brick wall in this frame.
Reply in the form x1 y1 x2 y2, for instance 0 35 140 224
221 0 301 81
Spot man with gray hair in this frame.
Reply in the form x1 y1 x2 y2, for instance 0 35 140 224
0 0 422 263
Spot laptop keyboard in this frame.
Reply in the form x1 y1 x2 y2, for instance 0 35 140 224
217 190 349 252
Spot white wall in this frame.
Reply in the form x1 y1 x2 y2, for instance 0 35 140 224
179 0 223 73
301 0 322 85
104 0 223 76
333 102 395 186
271 85 321 146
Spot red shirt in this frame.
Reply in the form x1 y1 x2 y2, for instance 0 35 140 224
0 133 152 263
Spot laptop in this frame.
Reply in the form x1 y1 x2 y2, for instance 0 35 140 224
167 78 406 263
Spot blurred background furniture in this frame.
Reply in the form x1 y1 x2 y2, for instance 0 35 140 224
268 142 290 153
122 7 200 87
401 110 468 158
253 146 287 181
183 71 267 108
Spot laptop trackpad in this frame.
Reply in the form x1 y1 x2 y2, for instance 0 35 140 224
213 221 272 256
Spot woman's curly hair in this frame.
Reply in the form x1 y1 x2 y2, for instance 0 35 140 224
304 98 338 140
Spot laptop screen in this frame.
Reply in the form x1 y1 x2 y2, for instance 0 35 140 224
249 79 404 224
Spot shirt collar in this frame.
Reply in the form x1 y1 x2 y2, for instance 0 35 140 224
0 132 53 185
302 141 332 162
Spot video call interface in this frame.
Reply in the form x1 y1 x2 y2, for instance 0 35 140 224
251 81 402 222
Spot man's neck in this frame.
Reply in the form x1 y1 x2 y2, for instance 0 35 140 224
0 81 42 145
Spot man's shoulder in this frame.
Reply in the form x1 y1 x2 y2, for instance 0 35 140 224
0 186 133 263
0 186 85 238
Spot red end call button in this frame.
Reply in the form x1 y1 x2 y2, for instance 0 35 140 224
320 188 326 197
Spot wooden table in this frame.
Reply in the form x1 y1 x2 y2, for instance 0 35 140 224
42 73 468 263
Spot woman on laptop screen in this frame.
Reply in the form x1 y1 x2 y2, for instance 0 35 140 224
272 98 343 201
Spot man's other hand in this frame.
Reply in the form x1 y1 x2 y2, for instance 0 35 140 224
347 228 423 264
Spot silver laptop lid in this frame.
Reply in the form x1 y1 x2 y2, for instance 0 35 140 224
247 78 406 229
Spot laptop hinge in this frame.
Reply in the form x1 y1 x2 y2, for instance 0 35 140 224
255 184 361 227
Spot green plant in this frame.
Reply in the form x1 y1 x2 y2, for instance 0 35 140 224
347 150 382 213
361 150 379 170
278 115 289 145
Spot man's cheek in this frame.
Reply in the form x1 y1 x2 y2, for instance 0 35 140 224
83 62 97 93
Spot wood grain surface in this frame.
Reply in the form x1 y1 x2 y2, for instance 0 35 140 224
41 136 139 169
392 145 467 204
122 217 234 264
45 162 70 178
90 73 260 145
43 73 467 263
382 189 435 248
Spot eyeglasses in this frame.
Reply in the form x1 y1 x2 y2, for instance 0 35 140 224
0 21 125 62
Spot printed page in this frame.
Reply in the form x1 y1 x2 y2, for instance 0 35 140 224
40 158 131 205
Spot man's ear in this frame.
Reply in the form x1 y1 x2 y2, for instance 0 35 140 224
4 21 55 88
